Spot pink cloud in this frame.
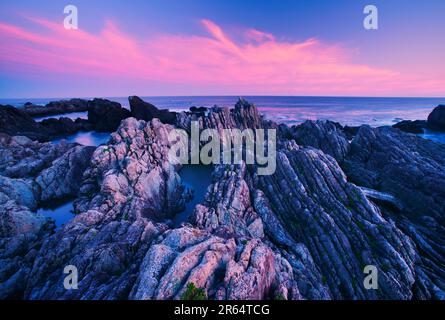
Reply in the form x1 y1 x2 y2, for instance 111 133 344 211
0 15 444 96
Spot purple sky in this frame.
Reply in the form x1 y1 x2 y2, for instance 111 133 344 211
0 0 444 98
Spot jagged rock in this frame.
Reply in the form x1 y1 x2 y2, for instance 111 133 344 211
343 125 445 298
23 99 89 117
189 106 208 117
88 99 131 132
0 135 74 178
0 206 53 299
233 98 263 130
74 118 188 221
176 98 263 133
344 126 445 222
285 120 350 161
255 146 417 299
131 227 295 300
0 134 96 299
427 105 445 131
2 98 444 301
129 96 176 125
1 103 104 141
191 163 264 239
393 120 427 134
0 176 38 210
36 145 95 202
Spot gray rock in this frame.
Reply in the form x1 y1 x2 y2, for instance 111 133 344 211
343 125 445 299
36 145 95 202
285 120 350 161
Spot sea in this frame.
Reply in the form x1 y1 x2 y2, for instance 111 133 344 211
2 96 444 127
4 95 445 144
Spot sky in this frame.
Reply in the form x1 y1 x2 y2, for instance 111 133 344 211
0 0 444 98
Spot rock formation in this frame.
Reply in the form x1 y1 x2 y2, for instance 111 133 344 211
0 105 50 141
427 105 445 131
393 120 427 134
0 99 444 300
129 96 176 125
0 135 95 298
23 99 89 117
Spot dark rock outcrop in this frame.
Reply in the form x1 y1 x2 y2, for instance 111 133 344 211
189 106 208 117
23 99 89 117
427 105 445 131
129 96 176 124
0 105 50 141
88 98 131 132
1 98 132 141
393 120 427 134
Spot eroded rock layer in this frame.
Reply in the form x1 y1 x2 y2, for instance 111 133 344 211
0 99 444 300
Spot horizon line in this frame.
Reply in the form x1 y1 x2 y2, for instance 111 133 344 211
1 94 444 102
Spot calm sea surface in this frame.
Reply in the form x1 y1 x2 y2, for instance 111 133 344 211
2 96 444 127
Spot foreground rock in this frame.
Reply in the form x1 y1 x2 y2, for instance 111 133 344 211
255 145 417 299
0 135 95 298
343 126 445 299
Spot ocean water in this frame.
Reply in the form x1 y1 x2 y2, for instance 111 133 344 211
2 96 444 127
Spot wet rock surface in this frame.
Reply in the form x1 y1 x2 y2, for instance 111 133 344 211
0 99 444 300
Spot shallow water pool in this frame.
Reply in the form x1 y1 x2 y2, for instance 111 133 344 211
173 165 214 226
36 200 75 229
52 131 110 147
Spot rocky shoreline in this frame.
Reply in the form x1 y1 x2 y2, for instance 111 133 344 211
0 98 444 300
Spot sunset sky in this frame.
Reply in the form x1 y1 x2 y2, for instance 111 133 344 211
0 0 444 98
